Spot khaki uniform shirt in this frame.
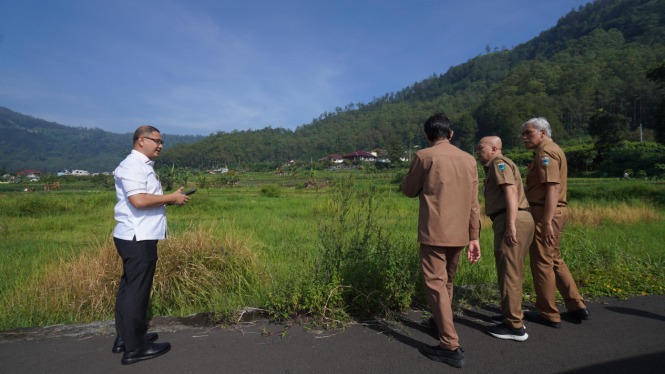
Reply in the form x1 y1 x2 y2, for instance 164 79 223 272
525 138 568 206
402 139 481 246
483 154 528 216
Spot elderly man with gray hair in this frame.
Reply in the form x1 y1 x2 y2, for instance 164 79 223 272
521 118 591 328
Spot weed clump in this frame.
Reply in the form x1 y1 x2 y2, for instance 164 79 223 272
268 175 421 322
260 184 281 198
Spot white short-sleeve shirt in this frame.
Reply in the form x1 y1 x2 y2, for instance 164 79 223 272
113 150 167 241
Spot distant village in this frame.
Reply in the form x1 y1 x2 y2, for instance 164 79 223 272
1 148 413 184
0 169 112 183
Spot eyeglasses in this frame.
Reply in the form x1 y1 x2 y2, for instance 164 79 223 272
143 136 164 146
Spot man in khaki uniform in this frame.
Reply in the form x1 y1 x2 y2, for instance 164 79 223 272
522 117 592 328
402 112 481 369
476 136 534 341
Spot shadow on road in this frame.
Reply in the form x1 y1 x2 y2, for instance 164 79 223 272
605 307 665 322
560 351 665 374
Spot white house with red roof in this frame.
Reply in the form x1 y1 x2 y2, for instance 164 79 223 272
318 154 344 163
342 151 377 162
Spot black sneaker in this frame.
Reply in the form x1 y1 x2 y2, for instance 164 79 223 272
490 315 526 329
569 308 592 320
524 312 561 328
420 345 466 368
487 323 529 341
490 315 504 324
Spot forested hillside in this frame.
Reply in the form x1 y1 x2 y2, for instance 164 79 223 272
0 107 205 172
158 0 665 168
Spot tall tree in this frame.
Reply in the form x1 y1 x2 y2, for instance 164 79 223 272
452 113 478 153
588 110 630 148
647 61 665 144
387 135 404 167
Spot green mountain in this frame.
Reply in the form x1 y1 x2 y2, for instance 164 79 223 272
0 106 205 173
157 0 665 168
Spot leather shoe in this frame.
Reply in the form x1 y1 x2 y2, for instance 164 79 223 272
112 332 159 353
121 341 171 365
569 308 592 320
421 345 466 368
524 312 561 328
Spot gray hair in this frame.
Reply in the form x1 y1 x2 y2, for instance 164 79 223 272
521 117 551 137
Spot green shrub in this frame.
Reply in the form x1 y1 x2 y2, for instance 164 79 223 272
260 184 281 197
391 169 407 185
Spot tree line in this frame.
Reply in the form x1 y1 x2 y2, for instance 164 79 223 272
158 0 665 173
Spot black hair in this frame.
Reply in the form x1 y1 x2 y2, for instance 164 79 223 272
423 113 452 141
133 126 161 145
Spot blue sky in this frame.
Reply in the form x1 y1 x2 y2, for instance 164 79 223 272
0 0 588 135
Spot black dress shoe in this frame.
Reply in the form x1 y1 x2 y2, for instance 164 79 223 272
569 308 592 320
420 345 466 368
121 341 171 365
112 332 159 353
524 312 561 328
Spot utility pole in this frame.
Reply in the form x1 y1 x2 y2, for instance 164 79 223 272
409 139 412 162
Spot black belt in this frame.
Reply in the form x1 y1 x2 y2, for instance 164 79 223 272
529 203 566 207
489 208 529 222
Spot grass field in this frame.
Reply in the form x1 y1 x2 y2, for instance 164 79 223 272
1 174 664 330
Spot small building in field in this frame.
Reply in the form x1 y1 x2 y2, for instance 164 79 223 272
213 166 229 174
318 154 344 164
71 170 90 176
342 151 377 163
17 170 42 178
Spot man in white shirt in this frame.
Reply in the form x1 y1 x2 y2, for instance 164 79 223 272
112 126 190 365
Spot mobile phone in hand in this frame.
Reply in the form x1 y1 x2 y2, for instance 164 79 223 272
183 188 197 196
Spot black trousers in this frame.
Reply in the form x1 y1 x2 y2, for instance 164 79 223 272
113 237 158 351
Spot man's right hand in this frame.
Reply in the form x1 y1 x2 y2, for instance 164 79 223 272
171 187 191 207
467 239 481 264
503 223 518 247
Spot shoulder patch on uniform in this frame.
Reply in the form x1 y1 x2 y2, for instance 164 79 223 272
541 156 550 166
495 159 506 171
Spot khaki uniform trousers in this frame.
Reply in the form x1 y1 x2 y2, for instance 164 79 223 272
492 211 535 329
529 206 585 322
419 244 464 351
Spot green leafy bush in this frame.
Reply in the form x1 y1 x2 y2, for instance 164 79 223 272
260 184 281 197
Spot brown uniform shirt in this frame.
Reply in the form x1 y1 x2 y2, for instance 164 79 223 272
402 139 481 246
483 154 528 216
525 138 568 206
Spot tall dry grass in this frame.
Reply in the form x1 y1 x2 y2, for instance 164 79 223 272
1 222 266 328
568 202 662 226
480 202 661 228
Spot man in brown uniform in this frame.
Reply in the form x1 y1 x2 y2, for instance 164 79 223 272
402 113 481 369
476 136 534 341
522 117 592 328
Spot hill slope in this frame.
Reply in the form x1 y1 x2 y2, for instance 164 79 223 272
0 107 205 172
158 0 665 168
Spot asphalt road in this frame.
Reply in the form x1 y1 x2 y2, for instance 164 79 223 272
1 295 664 373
